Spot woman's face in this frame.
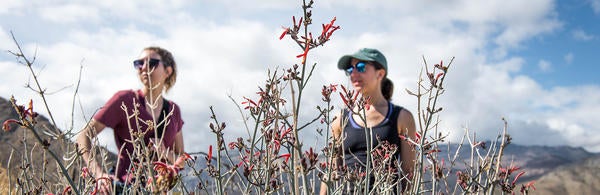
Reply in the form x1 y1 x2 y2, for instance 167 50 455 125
135 50 172 90
348 58 384 93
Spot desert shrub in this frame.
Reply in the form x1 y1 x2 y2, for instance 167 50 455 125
2 1 535 194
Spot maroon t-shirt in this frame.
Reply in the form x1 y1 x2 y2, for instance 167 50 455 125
93 89 183 182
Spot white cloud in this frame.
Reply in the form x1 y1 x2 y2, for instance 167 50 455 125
572 29 595 41
564 52 574 64
38 4 100 24
538 59 552 72
1 0 600 154
0 0 23 14
592 0 600 14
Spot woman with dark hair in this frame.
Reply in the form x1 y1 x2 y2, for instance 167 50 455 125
322 48 416 194
77 46 185 193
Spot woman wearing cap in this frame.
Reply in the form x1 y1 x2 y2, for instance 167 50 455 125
322 48 416 194
76 46 185 193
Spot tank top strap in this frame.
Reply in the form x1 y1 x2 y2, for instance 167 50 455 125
346 102 401 128
389 104 403 127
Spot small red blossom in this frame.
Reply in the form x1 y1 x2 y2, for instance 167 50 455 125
279 153 291 163
3 119 20 131
241 97 258 109
279 27 290 40
228 142 237 150
521 180 536 193
81 167 90 178
92 177 112 195
62 186 71 195
320 162 328 169
320 17 339 40
152 157 188 192
174 153 192 169
207 145 213 162
364 96 372 111
512 171 526 186
238 156 249 167
296 39 311 64
436 73 444 80
273 140 281 153
297 17 303 29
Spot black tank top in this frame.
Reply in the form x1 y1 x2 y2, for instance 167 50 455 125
342 102 403 169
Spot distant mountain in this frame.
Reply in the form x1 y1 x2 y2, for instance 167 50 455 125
436 142 597 182
530 156 600 194
0 96 117 186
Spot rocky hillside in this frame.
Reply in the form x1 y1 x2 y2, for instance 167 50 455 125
0 96 116 187
530 156 600 194
442 143 597 182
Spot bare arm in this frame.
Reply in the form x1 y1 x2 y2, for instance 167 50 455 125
76 119 108 176
76 119 114 193
320 112 343 195
172 130 186 168
398 109 416 191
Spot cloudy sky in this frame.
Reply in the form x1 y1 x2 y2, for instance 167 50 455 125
1 0 599 154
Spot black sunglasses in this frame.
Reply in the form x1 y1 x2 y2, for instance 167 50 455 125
345 61 367 76
133 58 161 69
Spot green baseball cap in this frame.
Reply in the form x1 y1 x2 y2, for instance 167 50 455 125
337 48 388 74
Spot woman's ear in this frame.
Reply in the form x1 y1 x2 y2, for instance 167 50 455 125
166 66 173 77
377 69 386 80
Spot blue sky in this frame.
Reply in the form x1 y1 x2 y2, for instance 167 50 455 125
518 0 599 87
1 0 599 153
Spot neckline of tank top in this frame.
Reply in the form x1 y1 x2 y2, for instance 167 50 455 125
348 102 393 129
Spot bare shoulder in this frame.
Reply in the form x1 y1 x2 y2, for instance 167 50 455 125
397 108 415 134
398 108 414 123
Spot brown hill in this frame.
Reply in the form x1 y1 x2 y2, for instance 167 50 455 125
0 96 116 190
530 156 600 195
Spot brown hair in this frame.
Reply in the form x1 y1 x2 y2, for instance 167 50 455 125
373 62 393 101
381 77 393 101
143 46 177 92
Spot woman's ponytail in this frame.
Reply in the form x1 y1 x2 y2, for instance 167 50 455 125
381 77 393 101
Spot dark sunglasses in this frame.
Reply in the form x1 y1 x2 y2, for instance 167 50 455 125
133 58 161 69
345 61 367 76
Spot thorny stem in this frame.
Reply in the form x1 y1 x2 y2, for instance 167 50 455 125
8 32 82 195
488 118 509 194
8 150 13 195
413 56 454 194
209 106 224 195
69 64 83 132
290 0 313 194
9 97 80 195
9 32 61 136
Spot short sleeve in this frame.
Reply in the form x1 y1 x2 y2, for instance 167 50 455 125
171 102 184 133
93 90 132 129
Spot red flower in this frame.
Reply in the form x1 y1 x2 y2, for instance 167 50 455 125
415 132 422 142
3 119 20 131
320 17 339 40
92 177 112 195
279 27 290 40
81 167 90 178
174 153 192 169
512 171 526 186
62 186 71 195
521 180 536 193
228 142 237 150
436 73 444 80
279 153 291 163
207 145 213 162
296 39 310 64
